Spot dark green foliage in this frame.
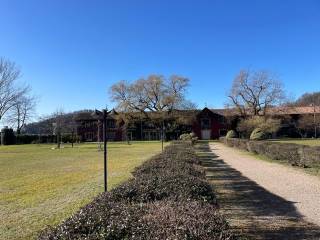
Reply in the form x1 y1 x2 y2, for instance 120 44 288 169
15 134 79 144
39 142 234 240
220 137 320 168
1 127 16 145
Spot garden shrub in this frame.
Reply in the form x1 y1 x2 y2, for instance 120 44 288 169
247 141 267 154
111 172 216 204
1 127 16 145
39 141 235 240
132 155 205 179
38 193 146 240
141 200 234 240
250 128 268 140
39 197 233 240
301 146 320 166
179 132 198 145
220 137 320 168
226 130 237 139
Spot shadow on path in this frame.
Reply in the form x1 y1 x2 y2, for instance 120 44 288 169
196 143 320 240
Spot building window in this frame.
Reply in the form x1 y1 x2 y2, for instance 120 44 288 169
107 120 115 128
201 118 211 129
143 131 160 140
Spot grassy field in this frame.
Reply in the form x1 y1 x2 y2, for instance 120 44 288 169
0 141 167 240
268 139 320 146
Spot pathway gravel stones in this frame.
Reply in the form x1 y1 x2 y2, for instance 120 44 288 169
196 142 320 240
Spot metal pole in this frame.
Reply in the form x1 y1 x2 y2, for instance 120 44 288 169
103 110 107 192
314 104 317 138
161 120 164 152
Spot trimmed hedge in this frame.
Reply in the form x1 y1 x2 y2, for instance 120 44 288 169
1 127 16 145
39 141 235 240
249 128 267 140
226 130 237 139
111 172 216 203
179 132 198 145
39 197 233 240
220 137 320 168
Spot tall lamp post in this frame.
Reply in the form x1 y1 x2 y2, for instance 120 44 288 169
92 108 113 192
311 103 317 138
313 103 317 138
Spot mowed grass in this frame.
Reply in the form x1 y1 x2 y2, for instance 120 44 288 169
0 141 167 240
268 139 320 146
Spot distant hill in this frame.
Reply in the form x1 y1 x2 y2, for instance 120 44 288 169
295 92 320 106
22 110 94 134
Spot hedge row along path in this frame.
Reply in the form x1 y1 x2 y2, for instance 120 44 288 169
196 142 320 240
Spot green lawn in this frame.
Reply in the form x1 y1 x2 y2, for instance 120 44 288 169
0 141 166 240
268 139 320 146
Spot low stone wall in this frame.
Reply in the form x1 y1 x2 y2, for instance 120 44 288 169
220 137 320 168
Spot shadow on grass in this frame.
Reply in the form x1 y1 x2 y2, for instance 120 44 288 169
196 143 320 240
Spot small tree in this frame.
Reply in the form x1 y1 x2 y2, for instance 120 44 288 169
5 95 36 134
52 109 65 149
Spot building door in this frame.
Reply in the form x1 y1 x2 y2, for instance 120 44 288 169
201 118 211 140
201 130 211 140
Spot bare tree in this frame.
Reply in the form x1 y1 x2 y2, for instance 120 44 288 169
110 74 193 146
0 57 29 122
295 92 320 106
52 109 65 149
227 70 285 117
5 95 36 134
110 75 190 114
295 114 320 138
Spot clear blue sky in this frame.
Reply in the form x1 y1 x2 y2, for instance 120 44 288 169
0 0 319 117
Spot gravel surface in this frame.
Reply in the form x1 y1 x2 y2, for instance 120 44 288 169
210 143 320 225
197 142 320 239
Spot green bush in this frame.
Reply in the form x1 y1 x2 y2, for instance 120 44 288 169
226 130 237 139
1 127 16 145
250 128 268 140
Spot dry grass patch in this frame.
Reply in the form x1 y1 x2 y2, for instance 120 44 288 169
0 141 166 240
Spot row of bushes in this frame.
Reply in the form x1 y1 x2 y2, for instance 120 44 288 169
220 137 320 168
0 131 79 145
39 142 235 240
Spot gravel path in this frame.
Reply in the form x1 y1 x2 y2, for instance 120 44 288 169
197 142 320 239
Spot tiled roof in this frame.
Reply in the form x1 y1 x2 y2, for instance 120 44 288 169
266 106 320 115
75 106 320 121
